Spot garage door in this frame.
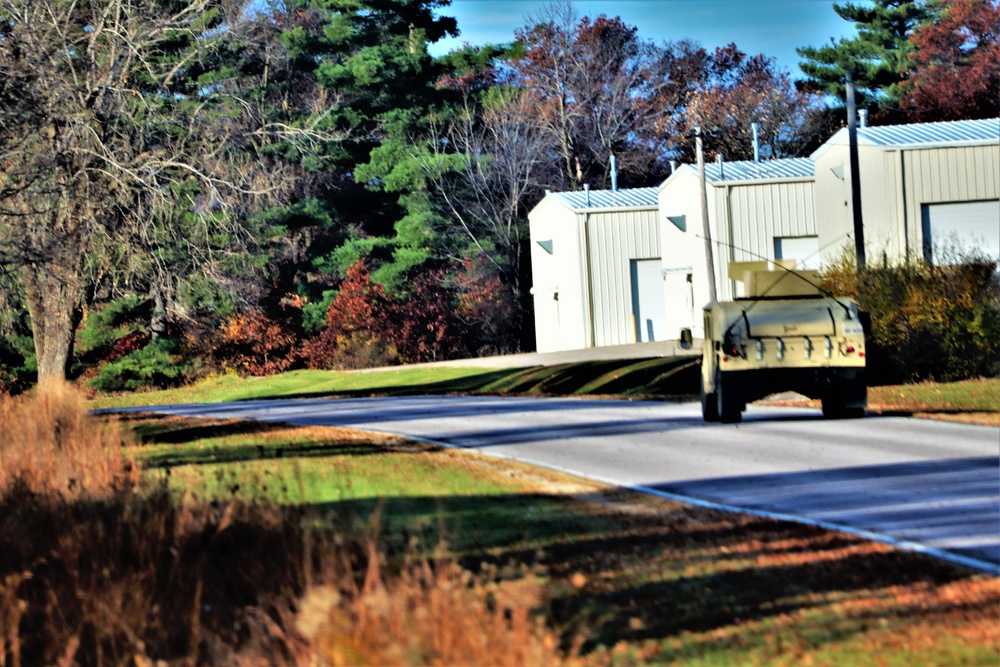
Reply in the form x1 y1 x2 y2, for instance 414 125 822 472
774 235 821 270
630 259 666 342
921 200 1000 264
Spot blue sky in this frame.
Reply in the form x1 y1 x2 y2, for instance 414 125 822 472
430 0 860 79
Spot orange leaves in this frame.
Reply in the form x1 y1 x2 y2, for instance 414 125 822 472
215 309 299 377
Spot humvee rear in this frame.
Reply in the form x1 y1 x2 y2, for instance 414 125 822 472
692 262 867 423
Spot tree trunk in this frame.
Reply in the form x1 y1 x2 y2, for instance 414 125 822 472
22 263 84 384
151 278 168 341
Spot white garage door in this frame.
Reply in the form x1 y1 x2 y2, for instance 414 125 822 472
774 235 821 270
630 259 666 342
922 200 1000 264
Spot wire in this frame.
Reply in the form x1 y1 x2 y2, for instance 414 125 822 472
689 231 857 351
691 229 855 318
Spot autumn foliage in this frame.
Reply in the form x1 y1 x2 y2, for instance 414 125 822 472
822 254 1000 383
303 260 398 369
213 308 300 377
901 0 1000 120
304 259 516 370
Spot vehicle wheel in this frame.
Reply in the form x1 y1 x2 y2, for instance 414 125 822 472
701 374 720 422
716 371 743 424
823 386 865 419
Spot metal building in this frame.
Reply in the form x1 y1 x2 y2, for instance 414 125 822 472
528 187 661 353
528 117 999 351
813 117 1000 266
657 158 816 339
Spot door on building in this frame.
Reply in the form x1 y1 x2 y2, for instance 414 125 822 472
630 259 666 342
921 200 1000 265
663 269 695 338
774 235 821 270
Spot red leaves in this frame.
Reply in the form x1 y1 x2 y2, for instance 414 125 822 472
304 261 470 369
901 0 1000 119
215 310 298 377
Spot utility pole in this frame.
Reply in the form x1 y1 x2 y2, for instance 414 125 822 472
694 127 718 303
846 71 866 271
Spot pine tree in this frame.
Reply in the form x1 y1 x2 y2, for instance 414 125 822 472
797 0 933 107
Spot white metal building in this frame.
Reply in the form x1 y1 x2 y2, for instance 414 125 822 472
813 117 1000 266
528 187 662 353
657 158 817 339
528 117 999 351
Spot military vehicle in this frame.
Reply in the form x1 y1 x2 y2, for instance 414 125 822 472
684 261 867 423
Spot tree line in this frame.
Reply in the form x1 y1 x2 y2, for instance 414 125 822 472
1 0 997 391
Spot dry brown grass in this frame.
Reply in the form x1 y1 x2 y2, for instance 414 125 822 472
301 547 585 667
0 488 586 666
0 381 138 498
0 389 587 666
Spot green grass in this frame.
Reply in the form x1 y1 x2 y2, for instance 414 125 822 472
93 361 999 663
93 357 998 418
869 377 1000 412
121 414 999 666
90 357 702 409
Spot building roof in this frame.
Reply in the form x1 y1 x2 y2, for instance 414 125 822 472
548 187 659 211
701 157 815 183
813 117 1000 157
658 157 814 191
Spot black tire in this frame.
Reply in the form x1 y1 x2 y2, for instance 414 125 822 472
701 373 720 422
716 371 743 424
822 384 866 419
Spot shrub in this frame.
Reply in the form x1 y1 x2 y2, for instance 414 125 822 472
0 328 35 396
304 260 401 370
389 270 465 363
453 258 520 357
86 337 195 393
0 382 137 499
212 308 300 377
822 253 1000 383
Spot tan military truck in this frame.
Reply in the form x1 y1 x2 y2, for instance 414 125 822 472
684 261 867 423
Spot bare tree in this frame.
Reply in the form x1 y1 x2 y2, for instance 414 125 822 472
684 46 821 161
423 87 550 296
513 2 673 190
0 0 313 381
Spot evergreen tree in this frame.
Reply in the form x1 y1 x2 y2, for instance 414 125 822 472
238 0 463 323
797 0 933 107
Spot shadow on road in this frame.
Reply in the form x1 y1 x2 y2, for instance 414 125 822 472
651 456 1000 566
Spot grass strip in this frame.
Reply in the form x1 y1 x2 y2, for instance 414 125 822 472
122 413 1000 666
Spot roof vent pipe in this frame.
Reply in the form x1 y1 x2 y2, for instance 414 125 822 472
858 109 868 128
751 122 760 163
609 154 618 191
716 153 724 180
584 183 590 206
669 160 677 174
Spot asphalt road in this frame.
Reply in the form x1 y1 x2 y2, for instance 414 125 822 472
115 396 1000 573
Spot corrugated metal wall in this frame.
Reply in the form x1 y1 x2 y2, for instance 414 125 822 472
715 180 816 299
903 145 1000 258
816 142 1000 264
586 209 660 346
529 199 588 353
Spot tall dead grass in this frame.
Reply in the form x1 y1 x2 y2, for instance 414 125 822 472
0 381 137 498
0 385 587 666
301 543 584 666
